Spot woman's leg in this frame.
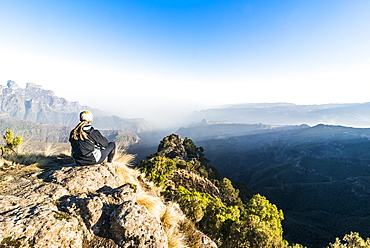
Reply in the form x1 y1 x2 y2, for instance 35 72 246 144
98 142 116 163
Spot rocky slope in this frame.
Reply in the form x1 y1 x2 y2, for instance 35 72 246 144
0 155 217 247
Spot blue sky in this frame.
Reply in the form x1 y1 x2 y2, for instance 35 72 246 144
0 0 369 126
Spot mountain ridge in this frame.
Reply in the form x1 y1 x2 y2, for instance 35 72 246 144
0 80 154 133
189 102 370 127
0 80 163 146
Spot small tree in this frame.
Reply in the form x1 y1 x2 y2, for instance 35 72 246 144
139 155 177 187
2 129 23 155
227 194 288 248
327 232 370 248
218 177 243 206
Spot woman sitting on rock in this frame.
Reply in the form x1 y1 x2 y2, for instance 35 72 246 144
69 111 115 166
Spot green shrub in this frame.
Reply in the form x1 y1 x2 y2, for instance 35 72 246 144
1 129 23 155
139 136 305 248
225 194 289 248
166 185 240 246
218 177 243 206
327 232 370 248
139 155 177 187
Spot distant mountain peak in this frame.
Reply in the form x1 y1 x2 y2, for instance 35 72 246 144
191 102 370 127
6 80 20 89
0 80 154 132
0 80 89 126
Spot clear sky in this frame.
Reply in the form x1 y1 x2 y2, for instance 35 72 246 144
0 0 369 126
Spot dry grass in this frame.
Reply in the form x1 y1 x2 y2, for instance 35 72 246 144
2 152 73 169
113 152 161 195
113 154 164 217
113 153 162 202
161 203 187 248
18 139 71 156
114 164 141 188
137 192 166 220
0 140 72 182
42 143 66 156
112 154 189 248
179 219 204 248
114 151 136 165
3 152 46 166
161 203 185 230
0 139 71 170
135 190 188 248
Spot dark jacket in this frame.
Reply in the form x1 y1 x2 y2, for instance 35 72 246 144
69 125 109 165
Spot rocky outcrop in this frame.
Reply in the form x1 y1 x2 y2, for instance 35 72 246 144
0 159 217 247
158 134 188 160
167 170 221 199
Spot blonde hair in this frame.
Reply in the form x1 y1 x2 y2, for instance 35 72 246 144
71 111 94 140
71 120 91 140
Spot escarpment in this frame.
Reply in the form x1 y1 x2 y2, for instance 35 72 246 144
0 158 217 248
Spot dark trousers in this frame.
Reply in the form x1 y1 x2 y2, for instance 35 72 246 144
98 142 116 163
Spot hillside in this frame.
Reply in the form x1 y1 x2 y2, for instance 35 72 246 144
176 123 370 248
2 133 369 247
136 134 310 248
0 151 217 247
0 133 307 248
0 80 153 132
189 102 370 127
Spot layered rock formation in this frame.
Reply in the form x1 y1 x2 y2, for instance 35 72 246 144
0 80 152 133
0 158 217 247
0 81 87 126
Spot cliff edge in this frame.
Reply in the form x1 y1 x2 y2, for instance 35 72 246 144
0 155 217 248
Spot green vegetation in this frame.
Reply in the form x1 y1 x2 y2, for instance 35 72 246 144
0 236 25 248
232 194 286 248
142 133 370 247
1 129 23 155
327 232 370 248
139 135 304 248
140 155 177 187
183 137 209 165
53 211 71 221
125 182 138 193
186 125 370 247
